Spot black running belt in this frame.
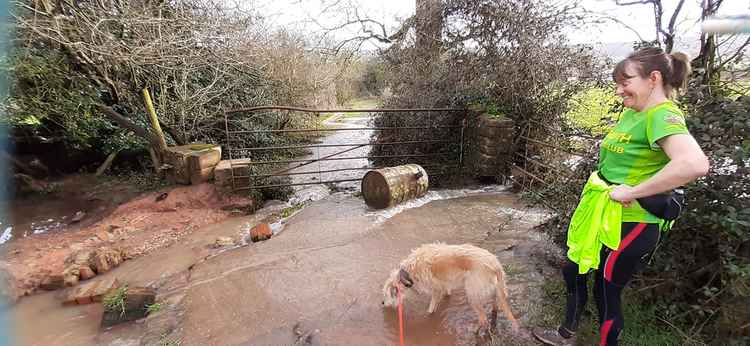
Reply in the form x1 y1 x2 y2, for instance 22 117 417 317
597 171 684 221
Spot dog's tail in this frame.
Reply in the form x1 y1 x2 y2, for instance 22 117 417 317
495 267 520 332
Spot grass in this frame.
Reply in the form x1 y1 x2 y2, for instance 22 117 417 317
280 203 304 218
531 279 698 345
103 285 129 316
338 97 382 118
146 302 163 314
503 263 524 277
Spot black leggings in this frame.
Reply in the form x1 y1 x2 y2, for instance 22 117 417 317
561 222 660 346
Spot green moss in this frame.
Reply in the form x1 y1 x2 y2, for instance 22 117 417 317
187 143 217 151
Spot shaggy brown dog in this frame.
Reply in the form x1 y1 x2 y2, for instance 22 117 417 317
382 243 520 332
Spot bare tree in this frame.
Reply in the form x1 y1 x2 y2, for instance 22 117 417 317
7 0 354 151
614 0 687 53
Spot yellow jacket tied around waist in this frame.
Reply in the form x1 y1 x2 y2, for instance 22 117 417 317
566 172 623 274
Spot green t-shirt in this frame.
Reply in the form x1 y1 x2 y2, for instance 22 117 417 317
597 101 690 223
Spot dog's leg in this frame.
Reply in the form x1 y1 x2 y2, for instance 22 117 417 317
494 273 520 333
470 300 489 329
427 290 444 314
490 305 498 329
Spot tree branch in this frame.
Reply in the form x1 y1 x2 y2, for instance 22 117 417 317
96 104 161 147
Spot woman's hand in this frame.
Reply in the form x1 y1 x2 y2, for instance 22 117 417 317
610 184 636 207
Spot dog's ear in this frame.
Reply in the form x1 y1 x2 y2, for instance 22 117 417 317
398 268 414 288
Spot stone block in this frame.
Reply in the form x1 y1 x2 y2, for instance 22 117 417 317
214 159 252 190
188 147 222 171
62 276 121 306
164 144 221 185
189 165 215 185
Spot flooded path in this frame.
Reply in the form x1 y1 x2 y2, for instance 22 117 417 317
11 188 559 346
180 191 555 346
288 107 374 204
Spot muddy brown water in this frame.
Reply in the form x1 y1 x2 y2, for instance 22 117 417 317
10 189 556 346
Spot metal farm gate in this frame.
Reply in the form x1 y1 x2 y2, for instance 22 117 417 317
222 106 468 191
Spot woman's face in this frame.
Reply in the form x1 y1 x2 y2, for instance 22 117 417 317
615 63 655 112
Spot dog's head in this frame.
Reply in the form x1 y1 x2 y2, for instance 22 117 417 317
381 268 414 308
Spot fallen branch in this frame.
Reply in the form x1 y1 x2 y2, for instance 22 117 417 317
96 104 161 148
95 150 120 176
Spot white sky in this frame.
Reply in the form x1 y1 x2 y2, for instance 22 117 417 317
251 0 750 47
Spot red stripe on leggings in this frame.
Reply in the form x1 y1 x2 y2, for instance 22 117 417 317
604 223 647 282
600 319 614 346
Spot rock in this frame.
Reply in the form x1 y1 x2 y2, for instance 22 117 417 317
62 266 79 287
62 276 121 306
79 266 97 280
39 274 66 291
88 247 124 274
101 286 156 328
71 211 86 223
213 237 235 248
155 192 169 202
249 223 272 243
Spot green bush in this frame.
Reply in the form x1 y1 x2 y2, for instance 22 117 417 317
564 86 620 135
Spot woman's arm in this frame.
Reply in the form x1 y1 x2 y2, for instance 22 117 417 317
610 133 710 204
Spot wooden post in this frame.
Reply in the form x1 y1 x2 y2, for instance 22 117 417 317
142 88 168 173
142 88 168 151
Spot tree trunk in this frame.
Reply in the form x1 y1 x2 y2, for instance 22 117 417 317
415 0 442 59
695 0 719 90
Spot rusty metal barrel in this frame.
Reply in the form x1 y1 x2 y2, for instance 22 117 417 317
361 164 429 209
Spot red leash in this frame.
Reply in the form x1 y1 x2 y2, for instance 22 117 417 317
397 285 405 346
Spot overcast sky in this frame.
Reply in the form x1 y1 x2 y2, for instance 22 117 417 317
251 0 749 48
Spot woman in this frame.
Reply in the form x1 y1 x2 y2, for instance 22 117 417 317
533 47 710 346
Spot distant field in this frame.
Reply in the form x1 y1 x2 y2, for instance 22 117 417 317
339 97 381 118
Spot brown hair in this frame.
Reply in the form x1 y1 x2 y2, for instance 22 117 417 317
612 47 691 97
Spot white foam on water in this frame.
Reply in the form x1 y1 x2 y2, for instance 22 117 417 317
369 185 511 223
0 227 12 245
269 221 284 235
290 185 331 205
31 219 65 235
